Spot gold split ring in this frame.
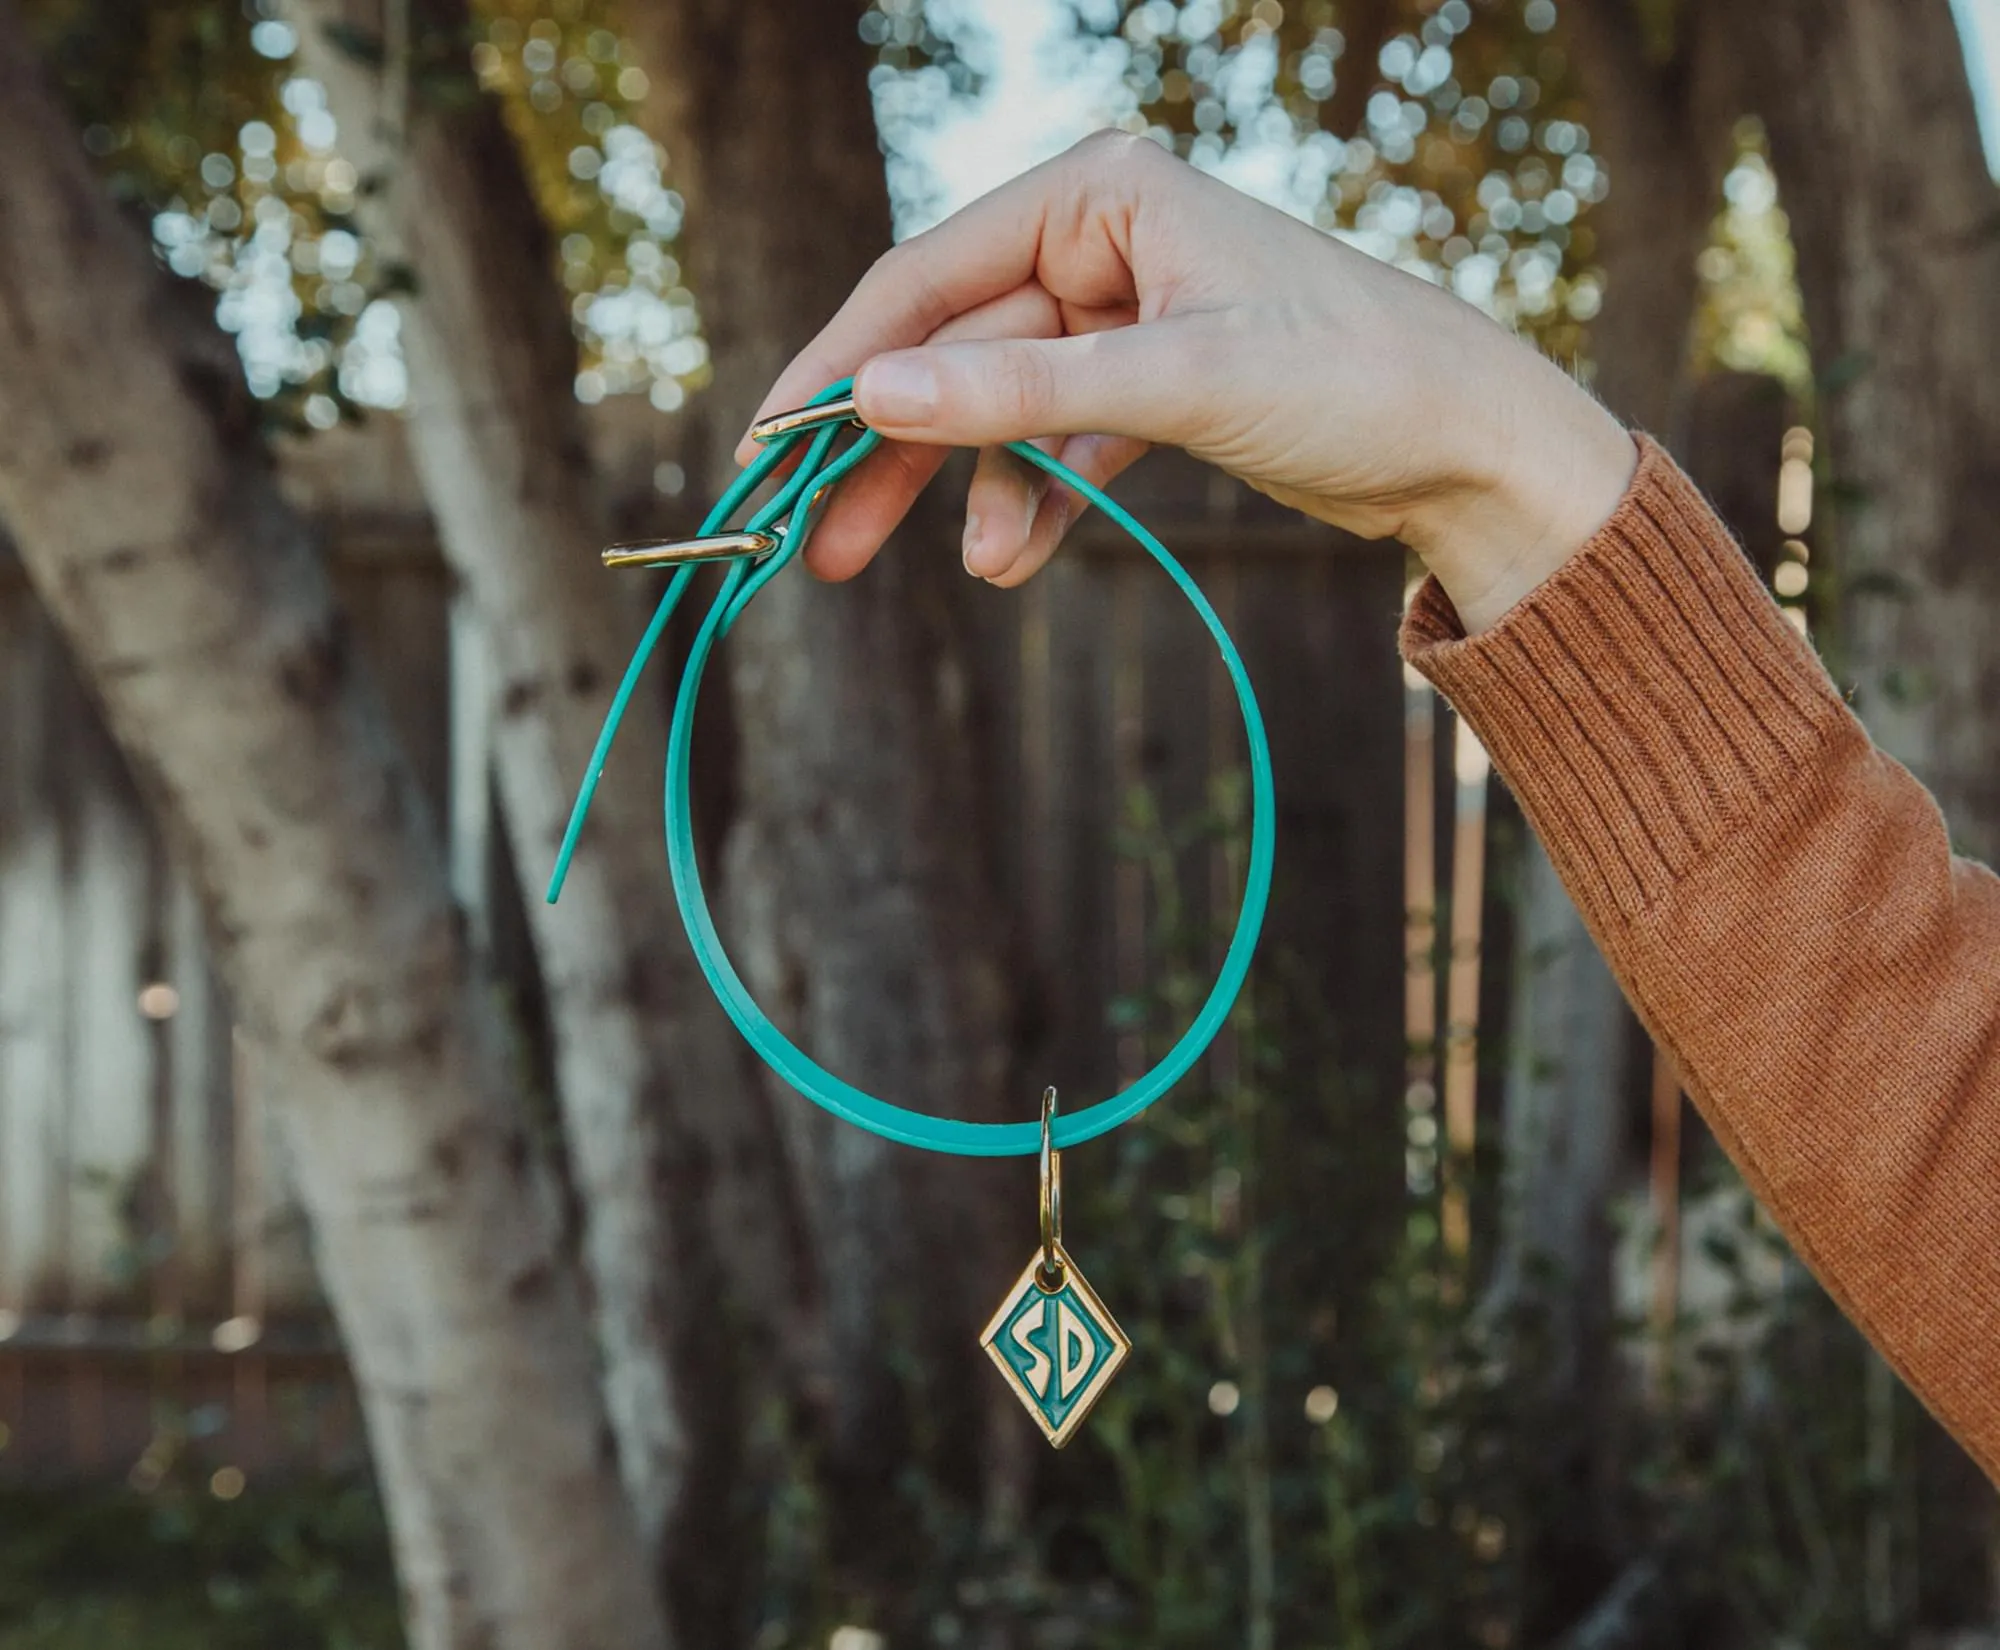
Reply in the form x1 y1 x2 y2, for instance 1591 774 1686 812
1038 1085 1064 1290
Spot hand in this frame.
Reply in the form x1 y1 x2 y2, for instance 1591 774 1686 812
743 130 1637 634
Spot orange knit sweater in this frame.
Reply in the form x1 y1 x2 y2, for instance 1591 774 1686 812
1401 436 2000 1483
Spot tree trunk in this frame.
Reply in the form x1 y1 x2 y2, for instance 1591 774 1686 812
1479 0 1707 1370
624 0 1024 1583
1713 0 2000 1590
284 2 813 1618
0 10 667 1648
1722 0 2000 858
1490 0 1750 1330
1483 4 1745 1569
1563 0 1733 441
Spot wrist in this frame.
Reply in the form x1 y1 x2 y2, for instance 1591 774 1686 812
1405 363 1638 635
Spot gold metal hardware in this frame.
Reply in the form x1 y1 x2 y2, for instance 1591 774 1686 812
1039 1084 1064 1288
748 393 864 444
600 530 779 570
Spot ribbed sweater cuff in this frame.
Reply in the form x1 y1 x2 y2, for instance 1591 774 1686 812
1401 435 1850 920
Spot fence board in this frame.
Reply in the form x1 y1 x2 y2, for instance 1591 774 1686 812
1026 555 1120 1104
1235 548 1409 1303
1138 551 1220 965
165 870 232 1318
60 691 156 1313
0 590 65 1313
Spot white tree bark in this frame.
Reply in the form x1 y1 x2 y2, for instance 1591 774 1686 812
1481 840 1628 1373
0 11 668 1648
284 0 813 1597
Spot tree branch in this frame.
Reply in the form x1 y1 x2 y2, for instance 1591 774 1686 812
1562 0 1680 151
288 0 811 1610
1326 0 1397 141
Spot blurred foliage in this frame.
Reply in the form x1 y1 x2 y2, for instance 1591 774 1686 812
1003 780 1571 1649
19 0 698 426
1693 121 1812 392
1615 1169 1998 1648
21 0 278 213
0 1471 400 1650
1122 0 1600 354
20 0 377 430
873 0 1605 356
470 0 706 408
19 0 1800 433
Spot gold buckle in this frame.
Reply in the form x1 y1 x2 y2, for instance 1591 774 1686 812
748 392 864 444
601 530 779 570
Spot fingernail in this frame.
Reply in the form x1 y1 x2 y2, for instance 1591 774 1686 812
859 354 938 426
962 512 982 573
964 518 1010 579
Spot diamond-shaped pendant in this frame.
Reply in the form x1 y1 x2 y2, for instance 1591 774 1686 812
980 1242 1130 1448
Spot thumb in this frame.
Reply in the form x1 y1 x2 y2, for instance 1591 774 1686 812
853 328 1187 450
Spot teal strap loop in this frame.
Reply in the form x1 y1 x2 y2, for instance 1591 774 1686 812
550 378 1274 1156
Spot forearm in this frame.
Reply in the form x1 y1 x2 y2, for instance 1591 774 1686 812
1404 438 2000 1480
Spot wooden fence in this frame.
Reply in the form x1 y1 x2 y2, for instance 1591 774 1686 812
0 430 1419 1482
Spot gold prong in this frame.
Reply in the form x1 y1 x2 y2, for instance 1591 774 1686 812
601 530 778 569
748 393 864 444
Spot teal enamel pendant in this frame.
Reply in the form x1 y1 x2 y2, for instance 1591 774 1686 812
980 1241 1131 1448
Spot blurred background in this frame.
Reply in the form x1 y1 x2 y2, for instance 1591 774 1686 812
0 0 1997 1646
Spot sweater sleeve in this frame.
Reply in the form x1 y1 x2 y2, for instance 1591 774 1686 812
1402 435 2000 1482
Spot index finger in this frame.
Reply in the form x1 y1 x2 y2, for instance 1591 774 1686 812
738 137 1140 459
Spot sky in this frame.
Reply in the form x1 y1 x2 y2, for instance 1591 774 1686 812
875 0 1132 234
1955 0 2000 175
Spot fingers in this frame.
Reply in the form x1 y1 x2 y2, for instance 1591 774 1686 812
733 133 1191 581
962 440 1060 579
787 282 1062 580
966 432 1149 588
799 439 953 581
740 132 1164 454
853 324 1198 453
